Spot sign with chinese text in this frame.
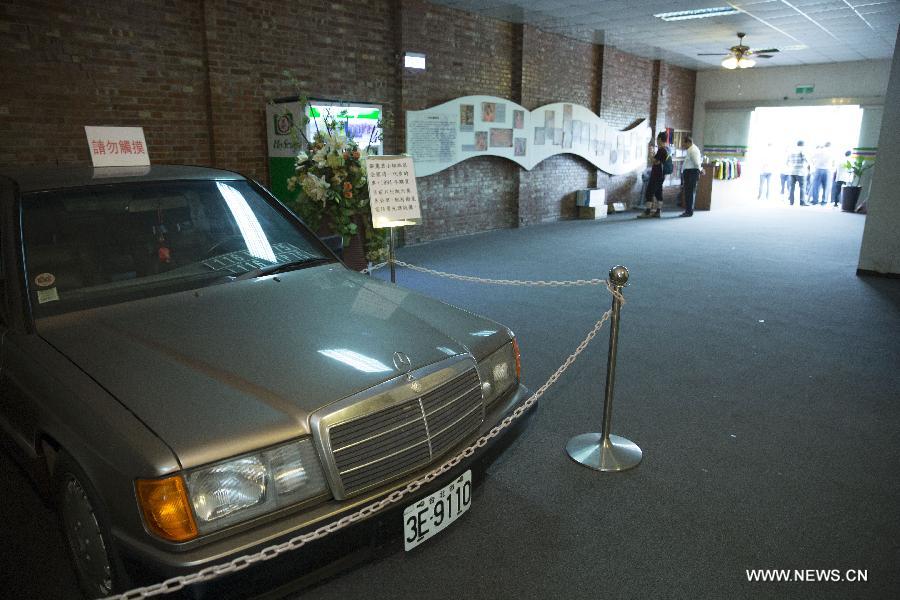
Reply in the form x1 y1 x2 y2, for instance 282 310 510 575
84 126 150 167
366 156 421 229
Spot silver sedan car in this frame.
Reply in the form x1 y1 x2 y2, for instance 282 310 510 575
0 165 531 598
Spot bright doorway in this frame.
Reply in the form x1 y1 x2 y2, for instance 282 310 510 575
745 105 863 203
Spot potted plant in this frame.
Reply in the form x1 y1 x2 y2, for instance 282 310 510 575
840 156 875 213
283 98 388 270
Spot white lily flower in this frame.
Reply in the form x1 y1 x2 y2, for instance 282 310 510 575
312 147 328 168
301 173 329 204
329 132 349 152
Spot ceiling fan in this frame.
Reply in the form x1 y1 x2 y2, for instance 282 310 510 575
698 32 779 69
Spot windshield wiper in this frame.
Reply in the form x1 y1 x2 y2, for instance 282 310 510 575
232 257 334 281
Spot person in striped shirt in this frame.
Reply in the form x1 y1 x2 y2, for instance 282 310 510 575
786 140 809 206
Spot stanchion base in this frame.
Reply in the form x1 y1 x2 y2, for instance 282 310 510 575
566 433 642 472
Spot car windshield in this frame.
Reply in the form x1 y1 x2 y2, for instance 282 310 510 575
22 178 332 317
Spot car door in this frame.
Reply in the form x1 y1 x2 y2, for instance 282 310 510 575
0 176 38 458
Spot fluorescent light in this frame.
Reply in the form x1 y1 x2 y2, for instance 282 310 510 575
318 349 393 373
655 6 739 21
216 182 276 262
404 52 426 69
721 56 739 69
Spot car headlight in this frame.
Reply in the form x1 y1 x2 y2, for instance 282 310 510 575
137 438 330 541
477 339 521 406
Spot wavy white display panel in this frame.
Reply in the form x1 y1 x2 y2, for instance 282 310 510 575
406 96 651 177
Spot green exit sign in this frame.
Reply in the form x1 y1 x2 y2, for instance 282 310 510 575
795 84 814 95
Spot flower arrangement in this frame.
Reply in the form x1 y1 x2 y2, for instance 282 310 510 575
285 100 388 263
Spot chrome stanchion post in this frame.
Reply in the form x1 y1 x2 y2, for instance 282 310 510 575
389 226 397 283
566 265 642 472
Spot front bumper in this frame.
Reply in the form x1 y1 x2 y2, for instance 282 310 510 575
115 383 534 598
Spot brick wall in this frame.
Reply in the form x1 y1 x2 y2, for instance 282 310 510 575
658 62 696 132
520 26 599 109
596 46 656 205
0 0 210 166
399 0 518 245
406 158 518 245
598 46 654 130
517 26 599 225
0 0 696 241
656 62 697 203
202 0 399 182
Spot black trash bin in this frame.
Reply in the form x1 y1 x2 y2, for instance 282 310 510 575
841 186 861 212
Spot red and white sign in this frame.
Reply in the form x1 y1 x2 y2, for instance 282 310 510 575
84 126 150 167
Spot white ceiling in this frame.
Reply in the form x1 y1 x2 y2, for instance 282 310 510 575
429 0 900 70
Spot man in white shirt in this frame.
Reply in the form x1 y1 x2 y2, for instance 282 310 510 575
679 136 703 217
809 142 833 205
833 150 853 207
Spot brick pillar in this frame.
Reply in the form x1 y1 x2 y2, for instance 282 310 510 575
649 59 662 135
594 46 655 207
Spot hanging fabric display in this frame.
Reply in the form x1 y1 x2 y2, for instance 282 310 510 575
713 158 742 180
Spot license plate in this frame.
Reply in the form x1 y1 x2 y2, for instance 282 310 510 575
403 470 472 551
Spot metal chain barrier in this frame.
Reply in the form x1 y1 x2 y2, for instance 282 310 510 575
360 261 388 274
104 269 622 600
392 259 610 288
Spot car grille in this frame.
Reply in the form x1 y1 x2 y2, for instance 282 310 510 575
326 368 483 497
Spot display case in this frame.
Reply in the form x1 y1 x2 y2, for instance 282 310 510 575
694 161 714 210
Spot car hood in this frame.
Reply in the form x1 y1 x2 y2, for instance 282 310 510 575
37 264 511 470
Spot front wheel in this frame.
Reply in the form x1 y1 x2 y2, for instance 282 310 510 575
55 452 120 598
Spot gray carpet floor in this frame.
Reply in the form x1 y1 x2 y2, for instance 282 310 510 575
2 201 898 599
304 203 900 600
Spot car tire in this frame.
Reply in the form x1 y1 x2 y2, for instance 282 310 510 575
54 451 124 598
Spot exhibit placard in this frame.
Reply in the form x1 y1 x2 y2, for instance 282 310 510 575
366 155 421 229
405 96 651 177
84 126 150 167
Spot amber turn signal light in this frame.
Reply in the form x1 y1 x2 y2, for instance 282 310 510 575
512 338 521 380
136 475 199 542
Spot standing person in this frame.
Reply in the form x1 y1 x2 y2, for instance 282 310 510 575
779 146 791 197
679 135 702 217
809 142 833 205
833 150 852 207
639 131 670 218
757 143 774 200
786 140 809 206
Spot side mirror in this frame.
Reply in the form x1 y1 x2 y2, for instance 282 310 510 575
320 234 343 259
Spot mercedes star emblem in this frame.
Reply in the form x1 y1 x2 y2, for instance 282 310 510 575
392 351 414 380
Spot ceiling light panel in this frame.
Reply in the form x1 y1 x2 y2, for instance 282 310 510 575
654 6 741 21
429 0 899 68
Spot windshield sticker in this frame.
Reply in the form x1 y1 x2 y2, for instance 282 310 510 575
34 273 56 287
37 287 60 304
